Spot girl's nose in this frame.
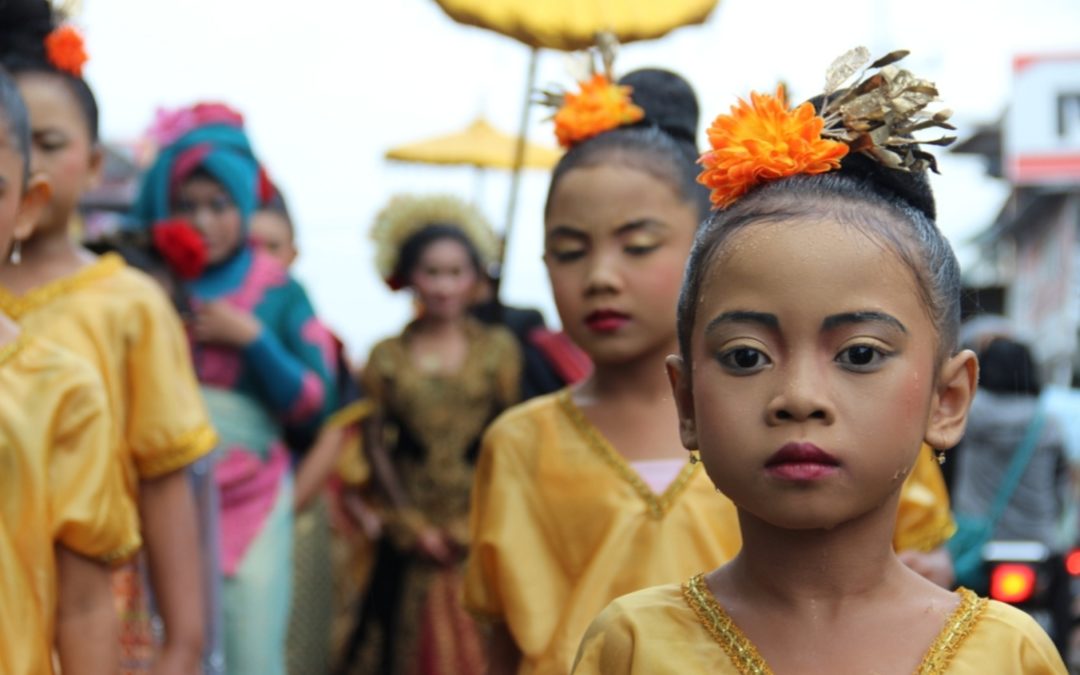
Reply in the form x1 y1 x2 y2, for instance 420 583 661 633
584 250 622 297
766 358 834 425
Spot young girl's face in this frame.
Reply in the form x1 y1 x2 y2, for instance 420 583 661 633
16 73 100 235
172 174 244 265
672 217 969 530
410 237 478 323
250 209 296 268
0 127 47 262
544 163 698 365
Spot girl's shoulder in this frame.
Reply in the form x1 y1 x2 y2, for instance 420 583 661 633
573 582 700 674
955 598 1068 673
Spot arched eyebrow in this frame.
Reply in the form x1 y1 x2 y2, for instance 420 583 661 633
705 311 779 336
822 311 907 334
614 218 668 236
546 225 588 243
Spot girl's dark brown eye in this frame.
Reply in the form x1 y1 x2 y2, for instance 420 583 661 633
717 347 771 374
835 344 890 372
845 346 874 365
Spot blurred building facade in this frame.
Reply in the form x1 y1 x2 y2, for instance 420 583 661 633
958 53 1080 386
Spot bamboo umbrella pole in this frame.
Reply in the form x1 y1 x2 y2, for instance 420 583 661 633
498 46 540 294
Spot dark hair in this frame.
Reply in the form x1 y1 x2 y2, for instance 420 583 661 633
0 67 32 181
545 68 709 220
258 190 294 238
978 337 1041 396
0 0 100 142
393 224 483 287
676 159 962 364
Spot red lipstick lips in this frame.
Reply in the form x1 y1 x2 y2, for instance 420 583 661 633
765 442 841 481
585 309 630 333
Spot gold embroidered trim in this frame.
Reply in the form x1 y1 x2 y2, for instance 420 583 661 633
134 424 218 480
556 389 699 519
915 588 986 674
0 335 26 367
683 573 986 675
0 253 123 318
100 536 143 567
683 574 772 675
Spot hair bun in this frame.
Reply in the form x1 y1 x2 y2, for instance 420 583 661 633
0 0 56 64
803 92 937 221
618 68 699 148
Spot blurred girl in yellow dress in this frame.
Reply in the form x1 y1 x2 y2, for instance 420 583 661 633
572 49 1066 674
0 6 215 674
465 49 957 675
0 66 141 675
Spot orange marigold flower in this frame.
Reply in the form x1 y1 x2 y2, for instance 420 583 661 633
698 85 849 209
44 25 88 78
553 74 645 148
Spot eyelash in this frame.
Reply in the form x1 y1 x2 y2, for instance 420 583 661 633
716 343 893 375
625 244 660 256
547 243 660 263
834 344 892 372
548 250 585 263
716 346 771 375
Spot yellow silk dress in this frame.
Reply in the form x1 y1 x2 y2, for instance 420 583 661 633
572 576 1067 674
464 390 956 675
0 335 142 675
0 253 216 494
0 253 216 670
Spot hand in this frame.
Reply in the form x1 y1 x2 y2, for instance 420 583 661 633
415 527 453 566
150 644 203 675
192 301 261 348
898 546 955 589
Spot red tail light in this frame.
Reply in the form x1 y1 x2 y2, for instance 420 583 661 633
990 563 1037 603
1066 549 1080 576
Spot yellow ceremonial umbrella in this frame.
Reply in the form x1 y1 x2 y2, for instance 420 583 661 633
385 117 561 171
433 0 719 51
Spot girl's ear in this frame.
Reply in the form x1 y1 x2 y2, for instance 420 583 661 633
666 354 698 450
14 172 51 241
84 144 105 192
924 349 978 450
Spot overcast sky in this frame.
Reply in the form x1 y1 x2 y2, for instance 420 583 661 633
78 0 1080 360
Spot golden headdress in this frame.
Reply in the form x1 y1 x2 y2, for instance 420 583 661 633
698 48 956 209
371 194 500 290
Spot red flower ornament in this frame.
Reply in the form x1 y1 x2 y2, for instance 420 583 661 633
152 219 208 280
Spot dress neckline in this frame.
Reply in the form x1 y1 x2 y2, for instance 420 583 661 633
0 253 123 319
681 573 987 675
556 389 699 519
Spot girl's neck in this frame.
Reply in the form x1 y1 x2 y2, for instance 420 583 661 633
0 228 92 293
412 313 468 336
724 496 904 606
583 338 677 404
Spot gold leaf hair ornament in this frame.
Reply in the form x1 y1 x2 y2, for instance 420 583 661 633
698 48 956 210
537 32 645 149
371 194 500 291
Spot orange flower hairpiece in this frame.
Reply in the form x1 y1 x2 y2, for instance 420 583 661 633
44 25 88 77
698 86 848 209
551 74 645 149
698 48 956 210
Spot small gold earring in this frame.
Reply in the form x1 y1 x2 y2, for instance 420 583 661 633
934 448 946 465
689 450 701 464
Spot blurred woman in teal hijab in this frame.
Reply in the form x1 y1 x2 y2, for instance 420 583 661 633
132 103 336 675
